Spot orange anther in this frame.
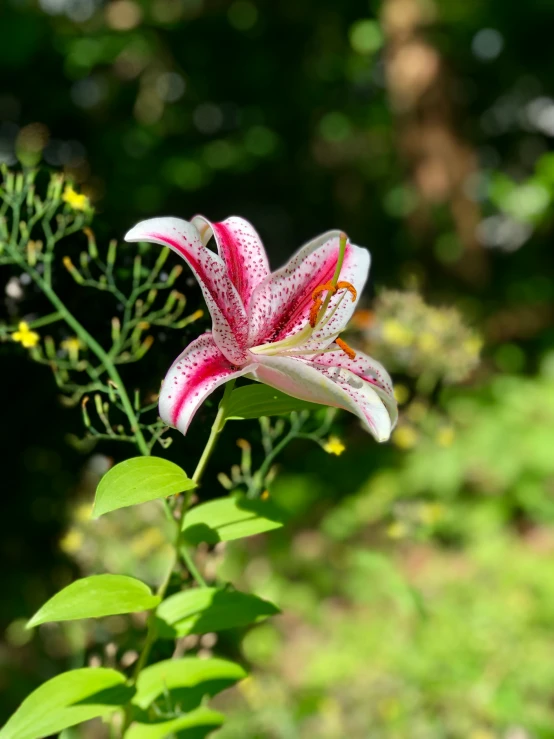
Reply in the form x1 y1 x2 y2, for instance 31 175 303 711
310 280 357 329
309 294 324 327
311 281 336 301
336 281 357 302
336 337 356 360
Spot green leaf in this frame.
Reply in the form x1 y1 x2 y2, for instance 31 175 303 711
125 708 224 739
156 588 279 639
93 457 195 518
27 575 160 628
224 384 320 421
133 657 246 710
0 668 133 739
181 495 288 544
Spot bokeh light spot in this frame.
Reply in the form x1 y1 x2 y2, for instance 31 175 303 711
156 72 186 103
349 20 383 55
472 28 504 61
105 0 142 30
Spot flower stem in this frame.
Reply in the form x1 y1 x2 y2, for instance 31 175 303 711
191 380 236 486
122 379 236 731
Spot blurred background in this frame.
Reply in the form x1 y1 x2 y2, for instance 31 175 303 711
1 0 554 736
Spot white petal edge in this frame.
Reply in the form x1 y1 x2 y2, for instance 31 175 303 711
251 354 393 442
310 348 398 428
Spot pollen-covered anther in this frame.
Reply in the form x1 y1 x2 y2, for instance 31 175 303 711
309 280 357 328
309 295 324 327
335 337 356 360
311 281 337 301
310 282 338 327
335 281 357 302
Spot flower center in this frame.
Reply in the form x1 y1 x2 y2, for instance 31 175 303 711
250 234 358 360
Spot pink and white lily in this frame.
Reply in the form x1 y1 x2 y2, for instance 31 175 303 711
125 216 397 441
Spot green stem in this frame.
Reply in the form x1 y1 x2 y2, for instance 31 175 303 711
179 543 208 588
250 427 298 498
174 380 237 583
191 380 236 486
2 312 63 332
26 265 150 456
122 380 236 731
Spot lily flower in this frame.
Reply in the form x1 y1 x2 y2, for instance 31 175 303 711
125 216 397 441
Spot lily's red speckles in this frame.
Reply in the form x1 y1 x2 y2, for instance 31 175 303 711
125 215 397 441
194 216 270 307
158 333 255 434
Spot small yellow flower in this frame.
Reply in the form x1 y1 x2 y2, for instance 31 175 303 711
261 490 270 500
323 436 346 456
392 425 418 450
61 336 82 361
62 184 89 211
12 322 40 349
382 319 413 347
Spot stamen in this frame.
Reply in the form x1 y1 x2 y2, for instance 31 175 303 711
310 281 336 326
335 281 357 302
309 279 357 329
336 337 356 360
309 295 323 328
311 281 336 301
319 290 348 330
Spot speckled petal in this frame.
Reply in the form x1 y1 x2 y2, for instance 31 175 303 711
251 354 393 442
309 348 398 428
125 217 248 364
191 215 270 308
159 333 257 435
248 231 370 349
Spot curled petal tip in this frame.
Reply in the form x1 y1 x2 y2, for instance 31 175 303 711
124 219 156 243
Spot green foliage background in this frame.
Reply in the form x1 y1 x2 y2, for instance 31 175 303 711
1 0 554 737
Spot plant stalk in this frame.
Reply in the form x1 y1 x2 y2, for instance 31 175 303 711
121 380 236 732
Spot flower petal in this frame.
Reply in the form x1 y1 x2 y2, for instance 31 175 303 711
252 354 393 441
159 333 256 435
125 217 248 364
310 348 398 428
248 231 370 349
191 215 270 308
